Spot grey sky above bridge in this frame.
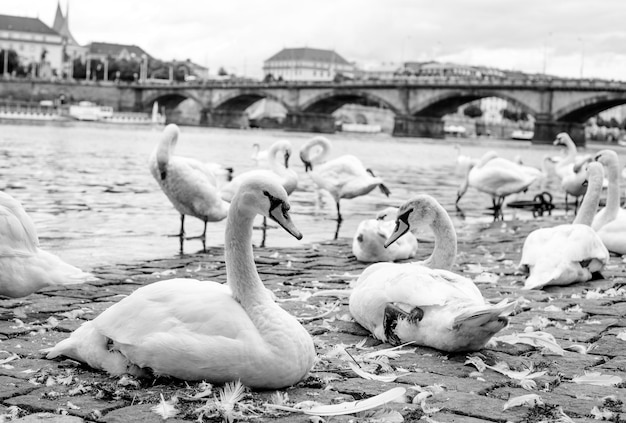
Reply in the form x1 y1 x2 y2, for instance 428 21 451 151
5 0 626 81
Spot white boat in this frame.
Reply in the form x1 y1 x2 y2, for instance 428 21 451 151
511 130 534 140
68 101 114 121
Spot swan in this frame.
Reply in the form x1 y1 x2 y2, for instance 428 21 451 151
47 171 315 389
519 161 609 290
149 124 230 253
552 132 592 211
456 151 542 220
221 140 298 247
0 191 94 298
299 136 391 239
349 194 516 352
251 143 270 168
352 206 418 263
591 149 626 255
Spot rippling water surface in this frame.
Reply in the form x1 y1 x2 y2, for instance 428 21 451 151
1 122 622 270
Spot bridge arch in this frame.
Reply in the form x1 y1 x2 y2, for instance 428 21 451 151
411 89 538 118
554 93 626 122
300 91 401 115
213 90 293 113
143 90 204 112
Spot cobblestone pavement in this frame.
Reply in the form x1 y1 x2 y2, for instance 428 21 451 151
0 216 624 423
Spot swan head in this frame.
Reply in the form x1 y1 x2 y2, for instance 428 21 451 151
155 124 180 180
594 149 619 168
233 171 302 240
553 132 573 147
384 194 441 248
300 151 313 172
375 206 399 221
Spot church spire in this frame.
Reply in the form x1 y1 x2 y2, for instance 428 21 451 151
52 0 64 33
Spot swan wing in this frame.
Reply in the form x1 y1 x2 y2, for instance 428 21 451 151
596 216 626 255
0 192 39 254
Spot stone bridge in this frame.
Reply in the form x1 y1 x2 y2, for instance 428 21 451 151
3 77 626 142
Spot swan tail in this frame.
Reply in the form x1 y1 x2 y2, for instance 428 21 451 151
452 300 516 329
46 322 129 376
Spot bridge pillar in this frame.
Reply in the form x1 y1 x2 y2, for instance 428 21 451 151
393 115 444 139
205 110 250 129
532 119 585 146
284 112 335 133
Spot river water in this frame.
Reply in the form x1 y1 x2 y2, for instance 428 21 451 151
0 121 623 271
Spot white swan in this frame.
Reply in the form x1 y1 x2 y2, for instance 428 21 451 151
299 136 391 239
47 171 315 389
552 132 592 211
349 194 515 352
352 207 418 263
519 161 609 290
0 191 93 298
591 149 626 255
456 151 542 220
149 124 230 253
221 140 298 247
251 143 270 168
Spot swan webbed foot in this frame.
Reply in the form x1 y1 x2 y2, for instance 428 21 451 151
383 303 423 346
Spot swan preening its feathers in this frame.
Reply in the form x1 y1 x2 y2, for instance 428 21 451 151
349 194 516 352
519 161 609 290
0 192 94 298
149 124 230 253
456 151 542 220
299 136 391 239
552 132 592 211
47 172 315 389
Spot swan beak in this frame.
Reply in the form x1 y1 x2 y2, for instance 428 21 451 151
269 203 303 240
284 151 290 169
384 219 409 248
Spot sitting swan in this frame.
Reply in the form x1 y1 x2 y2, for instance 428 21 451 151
352 207 418 263
0 191 94 298
47 171 315 389
149 124 230 253
456 151 541 220
349 194 516 352
299 136 391 239
519 161 609 290
591 149 626 255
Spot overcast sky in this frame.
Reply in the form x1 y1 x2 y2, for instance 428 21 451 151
4 0 626 80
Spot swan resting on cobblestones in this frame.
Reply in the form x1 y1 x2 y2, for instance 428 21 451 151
352 206 418 263
47 172 315 389
149 124 230 253
349 194 516 352
519 161 609 290
0 191 94 298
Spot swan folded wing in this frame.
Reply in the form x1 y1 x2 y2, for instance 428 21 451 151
596 217 626 255
472 166 535 196
0 200 39 254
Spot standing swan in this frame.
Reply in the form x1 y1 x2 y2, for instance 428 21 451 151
591 149 626 255
299 136 391 239
47 172 315 389
456 151 541 220
221 139 298 247
149 124 229 253
552 132 591 212
0 191 94 298
519 162 609 290
349 195 515 352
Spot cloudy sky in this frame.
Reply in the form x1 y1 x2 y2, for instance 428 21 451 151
4 0 626 80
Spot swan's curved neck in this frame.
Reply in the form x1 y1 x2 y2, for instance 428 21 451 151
562 139 578 162
573 169 604 226
225 207 267 305
421 204 457 270
603 157 621 221
304 137 331 164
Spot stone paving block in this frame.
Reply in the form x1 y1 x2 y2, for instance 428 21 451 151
101 404 188 423
426 390 527 422
0 376 38 400
13 413 85 422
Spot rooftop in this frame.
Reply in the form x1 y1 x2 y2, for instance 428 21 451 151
265 47 351 65
0 14 59 36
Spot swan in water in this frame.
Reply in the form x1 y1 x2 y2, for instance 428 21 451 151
349 194 516 352
591 149 626 255
456 151 542 220
352 206 418 263
221 139 298 247
47 171 315 389
552 132 592 212
299 136 391 239
251 143 270 168
0 191 94 298
519 161 609 290
149 124 230 253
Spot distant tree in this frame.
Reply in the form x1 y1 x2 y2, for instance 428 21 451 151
463 103 483 118
0 49 20 75
218 66 229 76
609 117 620 128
